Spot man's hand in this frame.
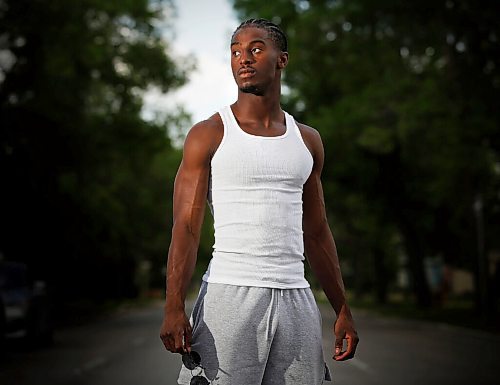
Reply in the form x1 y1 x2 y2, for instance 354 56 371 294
333 310 359 361
160 309 192 354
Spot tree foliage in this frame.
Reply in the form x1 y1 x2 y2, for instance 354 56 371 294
231 0 500 307
0 0 187 300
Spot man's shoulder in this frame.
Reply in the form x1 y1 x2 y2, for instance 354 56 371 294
294 120 323 155
295 121 321 140
184 113 224 155
189 112 224 137
293 120 325 169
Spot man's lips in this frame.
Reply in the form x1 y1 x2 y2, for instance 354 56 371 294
238 67 256 78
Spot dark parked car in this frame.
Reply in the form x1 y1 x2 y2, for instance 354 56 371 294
0 261 53 347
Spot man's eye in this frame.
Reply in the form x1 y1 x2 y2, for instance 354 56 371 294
232 51 241 57
252 48 262 53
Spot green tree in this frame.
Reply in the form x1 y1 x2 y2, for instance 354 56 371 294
231 0 500 308
0 0 188 301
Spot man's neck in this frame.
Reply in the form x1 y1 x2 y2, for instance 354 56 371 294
233 85 283 127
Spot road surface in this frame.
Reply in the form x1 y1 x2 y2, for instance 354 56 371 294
1 300 499 385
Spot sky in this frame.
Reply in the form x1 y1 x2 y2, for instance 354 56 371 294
143 0 240 128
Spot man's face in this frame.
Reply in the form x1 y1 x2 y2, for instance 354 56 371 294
230 27 287 95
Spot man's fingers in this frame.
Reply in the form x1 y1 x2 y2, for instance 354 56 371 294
334 322 345 357
334 335 344 357
334 335 359 361
160 312 192 354
161 330 185 354
184 325 192 353
161 333 175 352
174 331 186 353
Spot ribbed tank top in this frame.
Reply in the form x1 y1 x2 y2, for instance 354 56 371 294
202 105 314 288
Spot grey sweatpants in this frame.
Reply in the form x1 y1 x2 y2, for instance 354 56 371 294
178 281 331 385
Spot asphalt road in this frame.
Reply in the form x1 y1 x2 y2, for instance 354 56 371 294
1 299 499 385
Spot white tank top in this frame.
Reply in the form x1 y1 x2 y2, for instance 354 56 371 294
202 105 314 288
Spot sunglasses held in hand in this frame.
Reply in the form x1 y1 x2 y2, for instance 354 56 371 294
182 351 210 385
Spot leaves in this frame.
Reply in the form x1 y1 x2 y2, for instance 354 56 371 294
0 0 188 300
232 0 500 306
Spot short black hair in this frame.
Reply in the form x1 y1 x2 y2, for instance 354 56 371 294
232 18 288 52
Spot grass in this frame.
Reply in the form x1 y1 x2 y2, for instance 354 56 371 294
314 289 500 333
57 286 499 334
55 295 163 328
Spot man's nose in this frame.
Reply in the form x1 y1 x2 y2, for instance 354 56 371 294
239 50 254 65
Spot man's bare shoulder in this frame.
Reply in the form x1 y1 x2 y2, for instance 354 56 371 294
295 121 323 157
188 113 223 139
184 113 224 157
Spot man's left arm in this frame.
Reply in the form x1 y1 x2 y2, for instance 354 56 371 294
301 125 359 361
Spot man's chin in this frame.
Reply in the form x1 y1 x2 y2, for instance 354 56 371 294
239 84 263 96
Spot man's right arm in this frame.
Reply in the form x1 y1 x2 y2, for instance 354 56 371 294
160 117 221 354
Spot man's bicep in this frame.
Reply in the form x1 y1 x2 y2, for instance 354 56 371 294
303 171 328 238
181 122 214 173
302 128 328 235
172 163 209 219
172 126 212 231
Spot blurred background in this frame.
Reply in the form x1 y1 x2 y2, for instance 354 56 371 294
1 0 499 384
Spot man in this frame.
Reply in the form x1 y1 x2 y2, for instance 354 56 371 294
160 18 358 385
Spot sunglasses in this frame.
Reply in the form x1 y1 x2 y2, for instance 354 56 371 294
182 350 210 385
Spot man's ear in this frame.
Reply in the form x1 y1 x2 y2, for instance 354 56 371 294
277 52 289 69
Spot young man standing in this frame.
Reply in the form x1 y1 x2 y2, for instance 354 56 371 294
160 18 358 385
